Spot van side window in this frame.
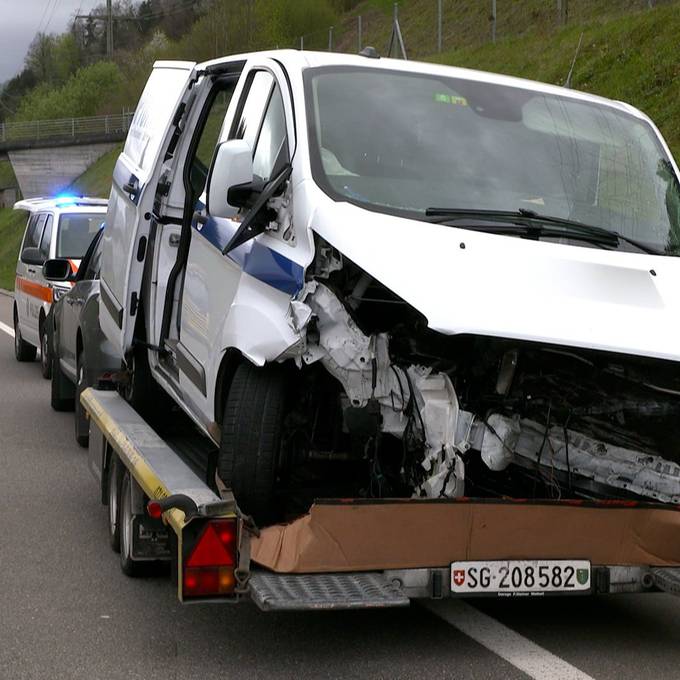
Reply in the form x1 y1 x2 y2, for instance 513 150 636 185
39 215 53 261
231 71 274 150
188 81 237 198
22 213 47 260
252 86 289 182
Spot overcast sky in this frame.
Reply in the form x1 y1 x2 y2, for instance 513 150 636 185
0 0 103 84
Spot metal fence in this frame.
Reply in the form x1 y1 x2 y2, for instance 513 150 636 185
0 112 135 145
283 0 675 61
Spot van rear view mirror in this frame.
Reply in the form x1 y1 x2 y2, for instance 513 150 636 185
207 140 253 219
21 247 45 266
43 258 74 282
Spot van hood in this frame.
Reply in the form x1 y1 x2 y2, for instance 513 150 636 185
310 201 680 362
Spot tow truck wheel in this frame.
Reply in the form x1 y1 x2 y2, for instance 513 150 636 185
119 470 143 576
107 456 122 553
218 361 287 525
74 352 89 447
50 348 75 412
13 307 36 362
39 319 51 379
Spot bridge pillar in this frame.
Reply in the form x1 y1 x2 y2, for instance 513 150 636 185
8 142 117 198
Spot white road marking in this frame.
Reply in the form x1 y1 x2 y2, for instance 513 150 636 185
0 321 14 338
424 600 595 680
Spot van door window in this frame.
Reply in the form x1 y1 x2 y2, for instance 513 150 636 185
231 71 274 150
189 81 237 198
21 213 46 260
252 85 289 182
39 215 53 261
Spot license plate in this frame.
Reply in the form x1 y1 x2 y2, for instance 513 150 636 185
450 560 591 596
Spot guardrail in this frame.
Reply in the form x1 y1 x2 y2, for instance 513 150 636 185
0 112 135 145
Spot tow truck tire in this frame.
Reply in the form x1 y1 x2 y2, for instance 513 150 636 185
39 319 51 379
119 470 144 576
50 349 75 412
74 351 89 447
107 456 123 553
218 361 287 525
13 307 36 362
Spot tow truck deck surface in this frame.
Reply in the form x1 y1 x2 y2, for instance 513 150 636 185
82 388 680 610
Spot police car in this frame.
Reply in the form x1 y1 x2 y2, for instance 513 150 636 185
13 195 107 377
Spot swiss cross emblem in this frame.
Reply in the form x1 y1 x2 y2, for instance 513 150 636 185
453 569 466 586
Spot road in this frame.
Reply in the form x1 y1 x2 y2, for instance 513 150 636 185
2 292 680 680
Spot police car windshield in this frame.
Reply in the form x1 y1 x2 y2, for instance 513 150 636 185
56 213 105 258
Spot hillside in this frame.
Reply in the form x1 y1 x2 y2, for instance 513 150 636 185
2 0 680 291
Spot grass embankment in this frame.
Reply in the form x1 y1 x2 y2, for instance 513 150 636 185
0 145 120 291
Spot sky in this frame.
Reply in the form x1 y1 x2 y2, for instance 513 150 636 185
0 0 102 83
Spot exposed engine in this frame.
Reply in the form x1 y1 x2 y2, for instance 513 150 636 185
287 239 680 505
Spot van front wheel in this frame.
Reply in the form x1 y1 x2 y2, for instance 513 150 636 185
218 362 287 526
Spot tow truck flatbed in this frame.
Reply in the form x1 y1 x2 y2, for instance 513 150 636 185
81 388 680 609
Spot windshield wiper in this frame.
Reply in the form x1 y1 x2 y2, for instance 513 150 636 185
424 207 663 255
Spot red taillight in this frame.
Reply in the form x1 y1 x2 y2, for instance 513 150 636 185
147 501 163 519
183 519 237 599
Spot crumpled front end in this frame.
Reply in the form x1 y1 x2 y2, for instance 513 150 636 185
276 236 680 509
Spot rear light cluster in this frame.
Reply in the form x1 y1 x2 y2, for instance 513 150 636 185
183 519 237 599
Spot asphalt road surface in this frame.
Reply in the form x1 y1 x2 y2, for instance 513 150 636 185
2 291 680 680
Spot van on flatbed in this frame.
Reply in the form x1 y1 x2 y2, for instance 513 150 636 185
82 49 680 607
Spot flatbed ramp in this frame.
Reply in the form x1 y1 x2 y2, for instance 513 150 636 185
81 388 680 609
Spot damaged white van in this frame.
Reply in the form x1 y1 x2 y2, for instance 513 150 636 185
99 50 680 523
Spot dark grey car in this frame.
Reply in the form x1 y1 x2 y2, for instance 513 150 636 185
45 227 121 446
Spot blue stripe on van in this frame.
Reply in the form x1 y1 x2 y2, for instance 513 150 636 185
192 211 304 296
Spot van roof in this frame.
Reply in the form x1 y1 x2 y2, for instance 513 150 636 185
197 49 649 123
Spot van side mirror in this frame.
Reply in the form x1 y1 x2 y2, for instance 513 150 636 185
207 140 253 219
43 258 74 282
21 247 45 266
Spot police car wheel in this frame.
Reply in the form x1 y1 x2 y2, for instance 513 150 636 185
13 307 36 362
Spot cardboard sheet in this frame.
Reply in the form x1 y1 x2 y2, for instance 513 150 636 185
251 498 680 573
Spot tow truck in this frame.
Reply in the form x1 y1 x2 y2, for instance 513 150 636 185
82 386 680 610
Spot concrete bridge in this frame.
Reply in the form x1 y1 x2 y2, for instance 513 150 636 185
0 113 133 197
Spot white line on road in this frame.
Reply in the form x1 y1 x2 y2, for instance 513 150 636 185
0 321 14 338
424 600 595 680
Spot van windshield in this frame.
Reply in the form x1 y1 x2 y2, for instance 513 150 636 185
57 213 105 258
305 66 680 255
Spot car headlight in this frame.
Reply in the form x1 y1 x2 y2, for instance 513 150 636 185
52 285 70 302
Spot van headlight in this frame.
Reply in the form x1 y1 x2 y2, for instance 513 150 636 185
52 285 69 302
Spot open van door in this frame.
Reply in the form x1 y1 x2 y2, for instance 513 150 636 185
100 61 197 359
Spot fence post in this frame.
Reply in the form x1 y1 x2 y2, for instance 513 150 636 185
358 15 362 51
71 118 75 137
491 0 497 43
300 35 304 50
0 123 4 143
558 0 568 25
36 120 40 141
437 0 442 52
105 115 110 134
328 26 334 51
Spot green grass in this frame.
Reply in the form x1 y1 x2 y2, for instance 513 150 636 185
0 161 18 189
429 3 680 158
0 208 27 291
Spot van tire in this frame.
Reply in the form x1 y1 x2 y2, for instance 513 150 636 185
119 469 144 577
107 455 123 553
74 351 89 447
13 307 36 362
218 362 287 525
50 349 75 412
39 319 51 379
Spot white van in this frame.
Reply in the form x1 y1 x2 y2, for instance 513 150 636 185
100 50 680 523
14 196 107 377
